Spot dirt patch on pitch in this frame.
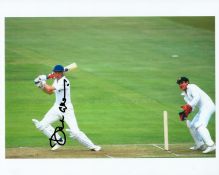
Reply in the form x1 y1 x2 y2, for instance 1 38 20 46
6 144 215 158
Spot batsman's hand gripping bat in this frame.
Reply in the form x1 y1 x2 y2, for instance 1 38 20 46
47 63 78 79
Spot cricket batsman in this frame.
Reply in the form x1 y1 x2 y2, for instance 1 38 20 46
32 64 101 151
177 77 215 153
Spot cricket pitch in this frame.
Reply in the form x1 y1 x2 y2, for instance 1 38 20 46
6 143 215 158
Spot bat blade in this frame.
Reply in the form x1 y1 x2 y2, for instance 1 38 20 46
64 63 78 72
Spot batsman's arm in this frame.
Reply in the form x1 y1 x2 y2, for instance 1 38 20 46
42 84 55 94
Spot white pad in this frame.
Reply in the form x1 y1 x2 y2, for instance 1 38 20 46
197 126 214 146
32 119 61 140
186 120 204 147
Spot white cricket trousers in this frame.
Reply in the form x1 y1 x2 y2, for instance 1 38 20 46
40 104 96 149
188 104 215 147
42 104 80 132
190 105 215 128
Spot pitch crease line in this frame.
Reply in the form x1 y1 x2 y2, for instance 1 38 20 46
104 154 114 158
152 144 179 157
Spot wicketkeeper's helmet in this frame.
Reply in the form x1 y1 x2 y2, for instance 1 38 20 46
53 64 64 72
176 76 189 84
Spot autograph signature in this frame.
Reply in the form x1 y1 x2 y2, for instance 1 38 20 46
49 78 69 148
59 79 69 112
49 116 66 148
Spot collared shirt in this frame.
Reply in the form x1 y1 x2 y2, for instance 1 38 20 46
181 84 214 109
52 76 72 106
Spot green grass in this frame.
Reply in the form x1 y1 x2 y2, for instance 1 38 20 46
5 17 215 148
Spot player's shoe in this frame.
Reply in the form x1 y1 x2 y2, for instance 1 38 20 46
190 144 206 151
90 145 102 152
51 138 65 151
202 144 216 154
51 143 62 151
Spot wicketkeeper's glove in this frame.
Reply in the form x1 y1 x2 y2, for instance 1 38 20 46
178 104 192 121
178 111 187 121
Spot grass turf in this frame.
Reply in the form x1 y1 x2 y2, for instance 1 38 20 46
5 17 215 151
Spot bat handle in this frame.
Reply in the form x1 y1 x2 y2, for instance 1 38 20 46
47 73 56 79
64 68 68 72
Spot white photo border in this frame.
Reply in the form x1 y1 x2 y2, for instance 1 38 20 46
0 1 218 175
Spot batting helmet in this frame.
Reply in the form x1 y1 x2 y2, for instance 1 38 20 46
176 76 189 84
53 64 64 72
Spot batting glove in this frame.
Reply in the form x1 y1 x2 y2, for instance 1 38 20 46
34 77 41 85
38 75 47 81
38 81 46 89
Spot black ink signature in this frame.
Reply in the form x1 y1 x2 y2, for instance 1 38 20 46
59 79 69 113
59 99 67 112
49 116 66 147
49 78 69 148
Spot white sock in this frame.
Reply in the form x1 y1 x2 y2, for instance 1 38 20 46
197 126 214 146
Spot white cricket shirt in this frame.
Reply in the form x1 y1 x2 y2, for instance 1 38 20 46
181 84 215 109
52 76 72 106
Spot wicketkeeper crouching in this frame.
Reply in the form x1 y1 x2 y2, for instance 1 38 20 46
177 77 215 153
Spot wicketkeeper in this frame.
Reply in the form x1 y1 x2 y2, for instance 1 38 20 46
177 77 215 153
33 64 101 151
